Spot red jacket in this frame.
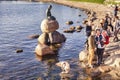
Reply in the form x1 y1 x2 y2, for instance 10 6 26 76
104 36 109 45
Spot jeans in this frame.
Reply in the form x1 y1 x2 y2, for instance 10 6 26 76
96 48 104 65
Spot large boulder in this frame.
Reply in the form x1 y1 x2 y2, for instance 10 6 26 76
40 19 59 33
38 33 49 45
35 44 54 56
79 50 88 62
104 54 120 68
48 31 66 44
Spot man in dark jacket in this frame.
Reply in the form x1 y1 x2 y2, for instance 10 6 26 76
95 29 105 66
85 21 92 37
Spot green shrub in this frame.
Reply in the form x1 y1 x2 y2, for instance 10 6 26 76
70 0 105 4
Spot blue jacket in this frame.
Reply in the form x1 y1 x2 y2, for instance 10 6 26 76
95 35 104 48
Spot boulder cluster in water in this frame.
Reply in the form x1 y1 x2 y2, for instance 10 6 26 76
35 18 66 56
64 21 83 33
64 25 83 33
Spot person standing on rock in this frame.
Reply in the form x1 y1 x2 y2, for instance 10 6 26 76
114 5 119 17
85 20 92 37
87 31 96 68
103 14 113 32
95 29 105 66
113 16 120 41
84 20 92 50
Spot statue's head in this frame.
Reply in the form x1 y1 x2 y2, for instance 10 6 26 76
48 5 52 9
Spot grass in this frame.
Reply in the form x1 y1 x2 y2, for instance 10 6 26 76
105 1 120 5
70 0 105 4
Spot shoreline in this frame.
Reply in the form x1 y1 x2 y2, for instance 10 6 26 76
38 0 113 18
39 0 120 79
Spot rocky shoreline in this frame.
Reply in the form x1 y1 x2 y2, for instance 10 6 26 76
37 0 113 18
35 0 120 79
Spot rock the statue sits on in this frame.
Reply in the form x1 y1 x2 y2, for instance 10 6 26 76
35 5 66 56
40 19 59 33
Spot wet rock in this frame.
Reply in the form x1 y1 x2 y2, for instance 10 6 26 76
28 34 39 39
76 30 81 32
63 29 75 33
38 33 49 45
76 25 83 30
79 50 88 62
35 44 54 56
70 26 75 30
78 14 81 17
40 19 59 33
16 49 23 53
76 26 82 32
48 31 66 44
104 54 120 68
66 21 73 25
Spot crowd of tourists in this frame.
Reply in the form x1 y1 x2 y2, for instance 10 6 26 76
84 5 120 68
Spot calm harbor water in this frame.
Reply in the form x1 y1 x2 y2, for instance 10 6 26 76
0 1 88 80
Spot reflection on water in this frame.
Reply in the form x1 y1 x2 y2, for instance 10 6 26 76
0 1 91 80
35 54 59 62
35 54 60 80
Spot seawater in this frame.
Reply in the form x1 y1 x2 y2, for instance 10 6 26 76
0 1 88 80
